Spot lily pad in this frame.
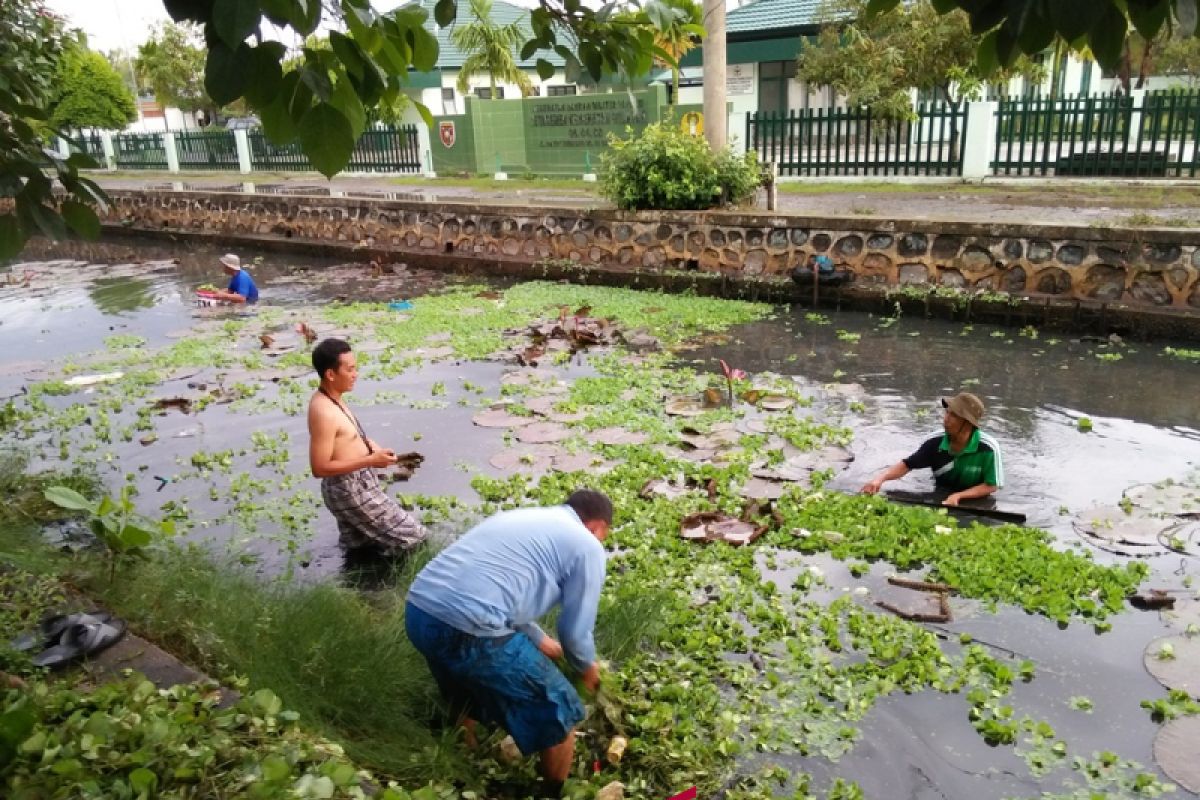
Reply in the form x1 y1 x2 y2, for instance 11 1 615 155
524 396 587 421
751 447 855 483
742 478 787 501
1143 634 1200 694
1072 506 1173 553
472 408 535 428
1124 481 1200 516
489 444 562 473
413 346 456 360
501 368 559 387
664 397 706 417
759 395 796 411
553 452 603 472
592 427 648 446
516 421 571 444
680 512 765 547
1163 599 1200 633
640 478 694 500
1154 715 1200 794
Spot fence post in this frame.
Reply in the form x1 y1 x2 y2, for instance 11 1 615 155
1128 89 1147 150
100 131 116 171
234 129 252 174
415 121 437 177
728 112 748 155
961 101 997 179
56 136 71 159
164 132 180 173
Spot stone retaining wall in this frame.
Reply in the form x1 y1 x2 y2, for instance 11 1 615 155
102 190 1200 311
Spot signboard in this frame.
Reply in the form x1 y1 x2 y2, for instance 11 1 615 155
438 121 456 148
726 64 754 96
525 94 650 153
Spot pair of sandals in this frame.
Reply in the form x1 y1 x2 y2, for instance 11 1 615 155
9 610 127 669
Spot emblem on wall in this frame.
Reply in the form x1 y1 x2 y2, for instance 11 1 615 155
439 121 456 148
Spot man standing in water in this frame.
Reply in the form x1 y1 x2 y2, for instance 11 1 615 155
861 392 1004 506
307 338 426 554
205 253 259 304
406 489 612 798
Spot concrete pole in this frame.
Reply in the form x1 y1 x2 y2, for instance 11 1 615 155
702 0 727 152
100 131 117 171
56 137 71 159
234 129 252 174
960 101 997 180
163 132 180 173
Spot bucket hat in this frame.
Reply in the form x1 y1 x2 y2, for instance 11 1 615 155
941 392 985 427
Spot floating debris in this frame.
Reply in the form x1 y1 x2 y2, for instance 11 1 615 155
680 512 765 547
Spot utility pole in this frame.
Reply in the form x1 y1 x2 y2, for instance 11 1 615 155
702 0 726 151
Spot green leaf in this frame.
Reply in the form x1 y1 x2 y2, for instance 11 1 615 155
409 26 439 73
434 0 457 27
212 0 261 49
251 688 283 715
163 0 210 23
261 93 298 144
1016 9 1054 55
1128 0 1169 42
299 103 354 177
261 754 290 782
60 199 100 239
579 43 603 81
536 59 555 81
119 526 154 548
205 41 251 106
44 485 95 512
244 43 285 108
1088 5 1127 72
865 0 898 14
0 214 24 260
1046 0 1097 42
129 767 158 795
292 0 322 34
330 76 367 139
412 99 434 130
259 0 292 26
329 31 365 79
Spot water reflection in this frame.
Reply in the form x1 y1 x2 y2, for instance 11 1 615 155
88 276 156 315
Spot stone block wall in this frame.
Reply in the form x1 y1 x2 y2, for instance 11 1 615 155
101 190 1200 310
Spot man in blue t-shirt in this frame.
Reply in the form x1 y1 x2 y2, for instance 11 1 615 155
208 253 259 304
406 489 611 797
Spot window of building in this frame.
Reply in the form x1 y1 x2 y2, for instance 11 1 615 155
548 84 577 96
474 87 505 99
441 87 456 115
757 60 796 114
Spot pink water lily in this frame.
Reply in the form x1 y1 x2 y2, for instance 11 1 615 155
718 360 745 408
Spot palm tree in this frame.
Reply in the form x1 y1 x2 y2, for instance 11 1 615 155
451 0 534 99
651 0 704 107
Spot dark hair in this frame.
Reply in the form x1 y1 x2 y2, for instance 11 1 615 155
565 489 613 526
312 338 352 379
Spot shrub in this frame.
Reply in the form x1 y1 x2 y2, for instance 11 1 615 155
600 121 760 211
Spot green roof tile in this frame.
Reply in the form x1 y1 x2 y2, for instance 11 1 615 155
394 0 566 70
726 0 825 34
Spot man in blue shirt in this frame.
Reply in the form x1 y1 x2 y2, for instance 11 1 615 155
208 253 259 304
406 489 612 796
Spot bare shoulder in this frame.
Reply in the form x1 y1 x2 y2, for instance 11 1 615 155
307 391 336 427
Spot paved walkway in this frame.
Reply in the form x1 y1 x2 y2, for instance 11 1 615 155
95 171 1200 228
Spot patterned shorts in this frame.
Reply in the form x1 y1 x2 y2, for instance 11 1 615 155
321 468 427 554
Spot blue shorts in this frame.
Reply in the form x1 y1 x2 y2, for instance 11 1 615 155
405 602 585 755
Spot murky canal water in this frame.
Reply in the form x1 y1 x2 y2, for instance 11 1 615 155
4 237 1199 798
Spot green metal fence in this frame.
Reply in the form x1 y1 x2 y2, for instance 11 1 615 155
176 130 240 171
67 131 106 163
249 126 421 173
247 131 309 171
348 126 421 172
112 133 168 169
746 103 967 177
992 90 1200 177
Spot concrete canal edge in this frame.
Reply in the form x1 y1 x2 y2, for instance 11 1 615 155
98 188 1200 340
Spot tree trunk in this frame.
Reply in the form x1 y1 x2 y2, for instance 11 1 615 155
1117 41 1132 95
672 67 680 108
1137 45 1154 89
702 0 726 151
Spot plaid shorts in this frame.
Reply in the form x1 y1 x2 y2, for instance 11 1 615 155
321 468 427 554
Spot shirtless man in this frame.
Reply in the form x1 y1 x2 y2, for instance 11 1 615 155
307 338 426 554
